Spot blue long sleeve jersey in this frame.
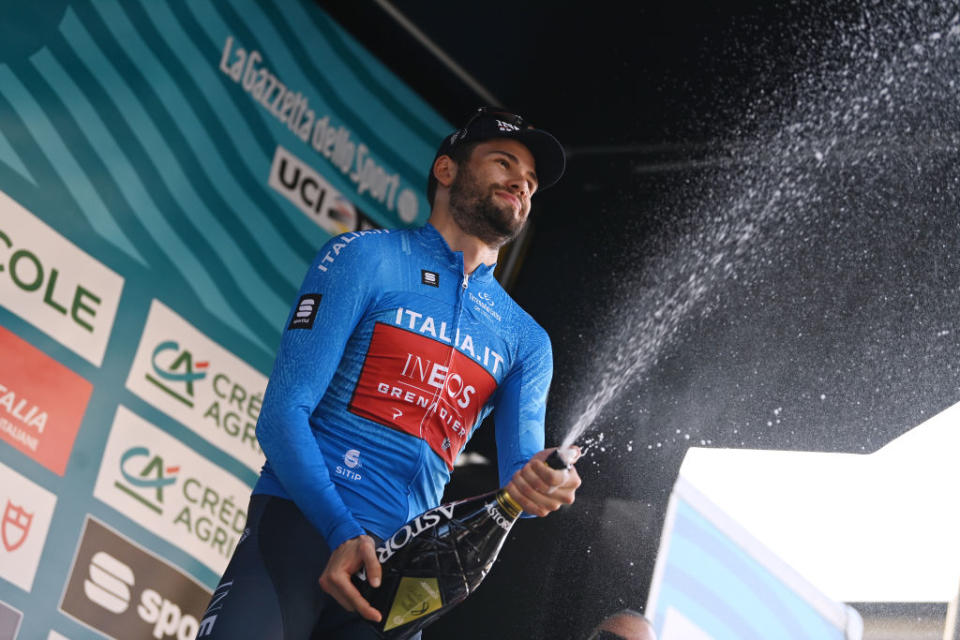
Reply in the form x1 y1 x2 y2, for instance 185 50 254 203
254 224 553 551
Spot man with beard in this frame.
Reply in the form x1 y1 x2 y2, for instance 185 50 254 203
197 108 579 640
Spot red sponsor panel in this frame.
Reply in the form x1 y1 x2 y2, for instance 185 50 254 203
0 326 93 475
349 323 497 469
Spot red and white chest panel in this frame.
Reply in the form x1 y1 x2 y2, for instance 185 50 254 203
348 323 498 469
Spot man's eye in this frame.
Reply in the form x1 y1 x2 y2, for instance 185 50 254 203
497 159 509 167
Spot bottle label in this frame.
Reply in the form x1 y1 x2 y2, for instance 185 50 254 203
485 501 513 531
377 502 455 564
384 576 443 631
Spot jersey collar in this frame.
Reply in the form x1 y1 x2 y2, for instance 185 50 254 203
418 224 497 283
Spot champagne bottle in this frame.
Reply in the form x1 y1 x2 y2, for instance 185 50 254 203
353 449 571 639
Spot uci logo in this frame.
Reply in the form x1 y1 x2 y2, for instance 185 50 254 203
119 447 180 514
146 341 209 409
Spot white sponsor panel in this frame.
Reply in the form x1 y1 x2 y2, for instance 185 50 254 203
0 462 57 592
268 145 359 235
125 299 266 472
48 632 71 640
0 190 124 367
93 406 252 575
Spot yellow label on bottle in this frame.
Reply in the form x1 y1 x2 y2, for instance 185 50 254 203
383 576 444 631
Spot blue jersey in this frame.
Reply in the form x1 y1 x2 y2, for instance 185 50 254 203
254 224 553 551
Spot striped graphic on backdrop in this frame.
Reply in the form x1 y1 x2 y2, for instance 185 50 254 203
647 479 858 640
0 0 448 352
0 4 450 637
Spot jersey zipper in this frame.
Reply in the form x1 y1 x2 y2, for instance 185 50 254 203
438 270 469 440
433 272 468 457
407 268 470 493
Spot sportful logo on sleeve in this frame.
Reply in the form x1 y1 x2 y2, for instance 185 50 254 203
287 294 322 330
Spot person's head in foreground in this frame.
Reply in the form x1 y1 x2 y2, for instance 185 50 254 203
587 609 657 640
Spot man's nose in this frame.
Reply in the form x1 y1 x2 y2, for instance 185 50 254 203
507 177 527 196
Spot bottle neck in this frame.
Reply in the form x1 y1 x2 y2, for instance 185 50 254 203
496 489 523 520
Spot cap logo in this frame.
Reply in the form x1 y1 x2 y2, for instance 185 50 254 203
495 119 520 132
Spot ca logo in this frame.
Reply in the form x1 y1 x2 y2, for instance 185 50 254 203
146 341 209 408
118 447 180 514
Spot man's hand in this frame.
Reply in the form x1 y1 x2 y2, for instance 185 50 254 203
505 446 582 517
318 534 382 623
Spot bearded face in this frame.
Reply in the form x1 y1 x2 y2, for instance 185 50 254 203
448 160 528 247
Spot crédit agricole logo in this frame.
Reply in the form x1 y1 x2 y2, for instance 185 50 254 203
115 445 180 517
126 300 267 473
146 341 209 409
94 407 252 575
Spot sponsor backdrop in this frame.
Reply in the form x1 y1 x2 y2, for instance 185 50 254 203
0 2 449 638
646 479 863 640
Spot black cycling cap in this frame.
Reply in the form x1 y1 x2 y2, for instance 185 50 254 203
434 107 566 190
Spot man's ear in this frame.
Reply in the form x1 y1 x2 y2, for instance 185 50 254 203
433 154 457 188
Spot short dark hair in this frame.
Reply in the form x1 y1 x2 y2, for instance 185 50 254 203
426 140 481 208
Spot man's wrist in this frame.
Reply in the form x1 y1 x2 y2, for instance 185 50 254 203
326 520 367 551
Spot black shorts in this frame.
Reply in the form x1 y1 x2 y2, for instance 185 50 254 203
194 494 420 640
